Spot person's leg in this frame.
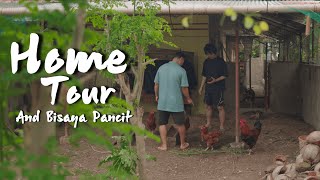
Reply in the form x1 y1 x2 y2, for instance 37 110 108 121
173 112 189 149
205 105 213 128
217 91 226 131
158 111 170 150
218 105 225 130
204 92 213 128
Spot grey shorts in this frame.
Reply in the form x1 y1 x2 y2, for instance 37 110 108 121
158 110 185 125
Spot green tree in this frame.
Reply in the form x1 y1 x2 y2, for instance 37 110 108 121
86 0 174 179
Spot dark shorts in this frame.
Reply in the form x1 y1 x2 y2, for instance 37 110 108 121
158 110 185 125
204 90 224 108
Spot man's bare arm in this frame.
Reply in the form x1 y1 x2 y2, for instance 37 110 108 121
182 87 193 104
207 76 226 84
154 83 159 101
198 76 206 95
182 87 190 99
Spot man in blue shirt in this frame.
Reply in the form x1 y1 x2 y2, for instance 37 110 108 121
154 52 193 151
198 43 228 132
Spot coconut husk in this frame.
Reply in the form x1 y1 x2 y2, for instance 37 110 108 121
296 162 312 173
300 135 308 149
297 154 305 164
301 144 320 164
266 164 279 174
307 171 317 177
272 165 286 179
297 173 308 180
275 155 287 166
266 174 273 180
314 163 320 176
303 176 320 180
274 174 290 180
307 131 320 145
285 163 297 179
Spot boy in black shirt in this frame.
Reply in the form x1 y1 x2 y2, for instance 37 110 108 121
198 43 228 132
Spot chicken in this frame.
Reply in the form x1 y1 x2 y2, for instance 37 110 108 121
145 111 156 133
249 110 263 120
200 126 222 151
175 115 190 145
241 88 255 108
240 119 262 155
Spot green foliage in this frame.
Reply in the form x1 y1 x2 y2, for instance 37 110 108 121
85 0 176 78
0 138 69 180
2 0 164 179
0 0 79 178
99 136 138 180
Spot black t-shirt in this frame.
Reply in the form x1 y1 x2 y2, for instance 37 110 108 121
202 57 228 92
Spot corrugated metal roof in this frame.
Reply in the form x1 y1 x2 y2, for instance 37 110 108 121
0 1 312 40
1 1 320 14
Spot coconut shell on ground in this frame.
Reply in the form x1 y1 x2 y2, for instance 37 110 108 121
307 131 320 145
296 162 312 172
301 144 320 164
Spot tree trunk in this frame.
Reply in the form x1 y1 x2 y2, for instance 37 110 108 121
24 82 55 167
24 6 86 167
131 107 146 179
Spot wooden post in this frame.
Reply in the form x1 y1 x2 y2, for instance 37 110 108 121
300 34 303 63
235 28 240 144
278 41 280 61
249 54 252 89
312 20 315 63
264 43 268 111
209 15 221 57
306 16 311 36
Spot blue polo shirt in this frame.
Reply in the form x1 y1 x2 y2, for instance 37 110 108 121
154 61 189 112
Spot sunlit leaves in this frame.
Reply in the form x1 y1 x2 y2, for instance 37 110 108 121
244 16 254 29
181 16 190 28
224 8 237 21
253 24 262 35
223 8 269 35
259 21 269 31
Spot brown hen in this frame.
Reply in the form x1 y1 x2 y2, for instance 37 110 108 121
145 111 156 133
200 126 222 151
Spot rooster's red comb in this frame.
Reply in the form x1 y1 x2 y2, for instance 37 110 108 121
239 119 247 123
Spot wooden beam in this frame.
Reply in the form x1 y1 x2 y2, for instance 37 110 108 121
208 15 222 56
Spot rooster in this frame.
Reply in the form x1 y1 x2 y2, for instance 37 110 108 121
175 115 190 146
200 126 222 151
145 111 156 133
240 118 262 155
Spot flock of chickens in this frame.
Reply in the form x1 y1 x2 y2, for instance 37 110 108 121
145 110 263 153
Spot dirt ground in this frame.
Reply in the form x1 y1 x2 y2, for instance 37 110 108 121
59 111 315 180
